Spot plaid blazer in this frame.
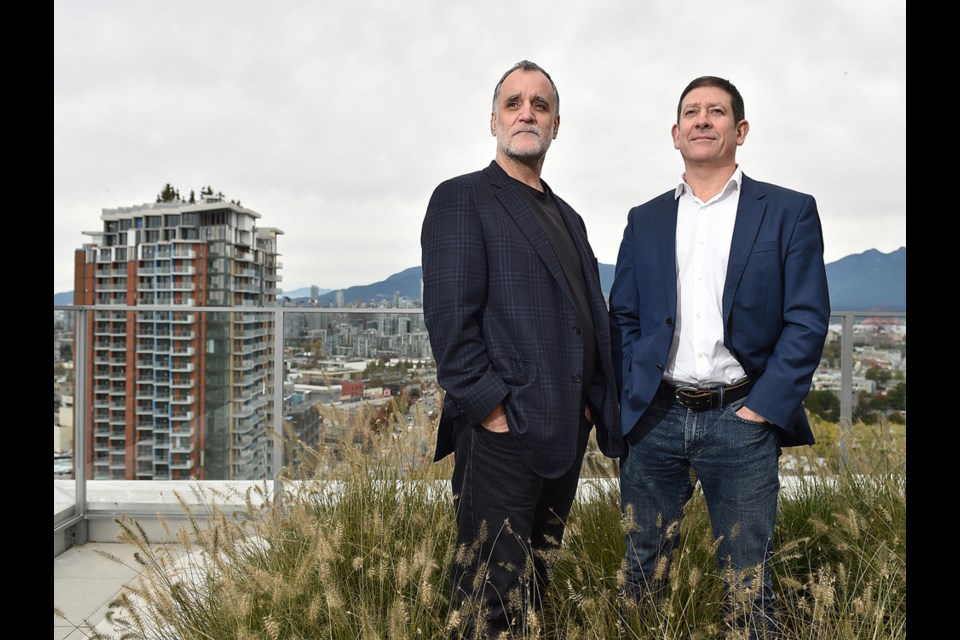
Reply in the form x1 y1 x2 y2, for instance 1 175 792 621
421 161 623 478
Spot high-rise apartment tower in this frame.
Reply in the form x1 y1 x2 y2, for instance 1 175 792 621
73 192 282 480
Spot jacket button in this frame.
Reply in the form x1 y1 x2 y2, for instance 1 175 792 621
666 318 673 326
572 325 581 334
656 363 664 371
572 374 582 383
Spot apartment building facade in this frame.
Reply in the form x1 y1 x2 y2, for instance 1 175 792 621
73 193 282 480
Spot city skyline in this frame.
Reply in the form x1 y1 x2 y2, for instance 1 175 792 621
54 0 906 294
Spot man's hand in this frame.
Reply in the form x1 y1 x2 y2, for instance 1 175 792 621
481 403 510 433
735 405 768 424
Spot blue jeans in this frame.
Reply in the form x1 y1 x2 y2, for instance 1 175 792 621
620 384 781 637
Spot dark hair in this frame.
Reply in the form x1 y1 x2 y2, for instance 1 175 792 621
676 76 745 124
492 60 559 115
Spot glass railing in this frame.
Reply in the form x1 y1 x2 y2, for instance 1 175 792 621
53 305 436 535
53 305 905 544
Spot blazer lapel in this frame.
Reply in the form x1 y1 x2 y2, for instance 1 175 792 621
723 175 766 322
554 197 604 311
483 163 574 301
655 193 679 317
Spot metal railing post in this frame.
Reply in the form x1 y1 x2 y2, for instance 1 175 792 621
272 307 286 506
838 312 855 468
72 307 89 545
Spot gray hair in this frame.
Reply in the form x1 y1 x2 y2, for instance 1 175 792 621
492 60 559 115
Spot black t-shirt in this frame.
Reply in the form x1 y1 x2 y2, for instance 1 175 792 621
515 179 598 400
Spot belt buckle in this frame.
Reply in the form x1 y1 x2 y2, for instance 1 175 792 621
673 385 701 409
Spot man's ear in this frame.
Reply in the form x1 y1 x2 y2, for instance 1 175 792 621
736 119 750 146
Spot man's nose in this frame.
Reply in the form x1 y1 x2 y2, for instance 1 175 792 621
518 102 536 121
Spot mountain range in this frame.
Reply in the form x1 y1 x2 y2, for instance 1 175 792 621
287 247 906 312
54 247 906 312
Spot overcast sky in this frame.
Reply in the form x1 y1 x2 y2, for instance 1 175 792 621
54 0 905 295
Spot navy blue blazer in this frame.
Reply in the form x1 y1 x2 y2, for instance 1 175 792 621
609 174 830 447
422 161 623 478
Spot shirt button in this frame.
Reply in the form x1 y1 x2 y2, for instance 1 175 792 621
665 318 673 326
572 374 582 383
572 325 581 334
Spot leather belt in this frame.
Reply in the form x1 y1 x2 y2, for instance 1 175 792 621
663 378 754 411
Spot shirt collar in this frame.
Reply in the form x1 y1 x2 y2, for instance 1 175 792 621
674 166 744 204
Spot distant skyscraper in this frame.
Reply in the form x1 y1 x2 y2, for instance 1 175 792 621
74 192 282 480
335 289 344 308
310 285 319 303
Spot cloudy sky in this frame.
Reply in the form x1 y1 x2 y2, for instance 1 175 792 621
54 0 905 295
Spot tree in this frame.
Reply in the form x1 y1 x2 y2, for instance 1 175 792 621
865 366 892 384
157 183 179 203
887 382 906 411
804 389 840 422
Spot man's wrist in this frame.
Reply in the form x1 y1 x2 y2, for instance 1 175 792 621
481 402 510 432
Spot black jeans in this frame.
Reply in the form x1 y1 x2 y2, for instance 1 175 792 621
448 417 590 639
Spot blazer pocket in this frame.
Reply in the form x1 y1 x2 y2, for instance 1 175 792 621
493 358 533 385
752 241 778 254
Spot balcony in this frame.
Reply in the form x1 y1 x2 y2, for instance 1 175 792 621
55 304 905 638
170 440 193 454
170 265 195 275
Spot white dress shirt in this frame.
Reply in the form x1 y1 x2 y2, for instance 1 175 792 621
663 167 747 387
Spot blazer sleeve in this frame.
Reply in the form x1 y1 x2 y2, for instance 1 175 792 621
609 209 642 395
746 194 831 429
421 178 509 427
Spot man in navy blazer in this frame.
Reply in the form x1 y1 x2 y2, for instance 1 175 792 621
610 76 830 637
422 60 621 637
